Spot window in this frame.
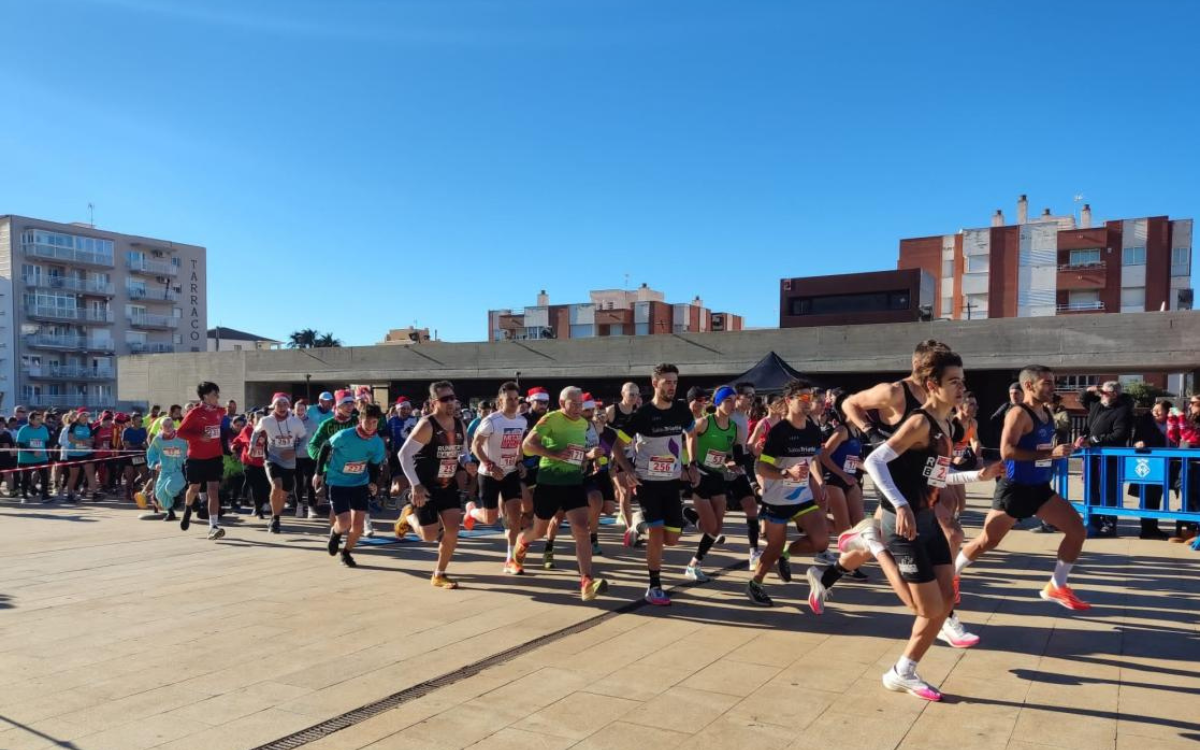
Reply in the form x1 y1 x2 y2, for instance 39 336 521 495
1122 246 1146 265
788 290 912 316
1120 287 1145 311
1069 248 1101 267
965 255 989 273
635 322 650 335
940 296 953 318
1172 247 1190 276
1057 374 1099 392
569 324 594 338
941 259 954 277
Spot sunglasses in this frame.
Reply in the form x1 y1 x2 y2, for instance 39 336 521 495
437 395 458 403
791 393 814 402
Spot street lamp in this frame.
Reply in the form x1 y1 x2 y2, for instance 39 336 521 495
305 373 311 401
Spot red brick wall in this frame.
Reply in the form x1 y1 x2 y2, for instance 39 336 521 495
1146 216 1171 312
988 227 1020 318
1102 222 1124 314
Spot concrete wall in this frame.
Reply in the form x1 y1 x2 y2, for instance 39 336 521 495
119 311 1200 410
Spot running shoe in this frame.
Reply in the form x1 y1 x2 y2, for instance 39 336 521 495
295 504 306 519
805 566 829 615
394 505 414 538
431 574 459 589
591 541 603 557
307 506 320 520
882 668 943 702
623 527 642 548
503 559 524 575
745 580 773 607
580 577 608 601
165 510 177 522
952 575 961 605
513 541 529 568
1039 582 1091 611
684 564 710 583
777 555 793 583
846 568 869 582
463 501 477 531
814 550 839 566
542 549 555 570
206 527 225 541
682 506 700 529
838 518 880 555
749 547 763 572
936 613 980 648
644 586 671 606
268 517 282 534
180 504 192 531
327 530 342 556
340 551 358 568
364 515 375 538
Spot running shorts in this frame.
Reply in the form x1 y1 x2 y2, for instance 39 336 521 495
584 471 615 503
185 456 224 485
992 479 1055 520
822 470 862 493
265 462 296 493
480 472 523 510
881 506 951 584
760 500 819 525
694 472 728 501
725 473 755 501
634 480 684 531
414 485 462 527
330 484 370 515
533 483 588 520
521 464 539 489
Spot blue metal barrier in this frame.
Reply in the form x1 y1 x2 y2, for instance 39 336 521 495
1056 447 1200 528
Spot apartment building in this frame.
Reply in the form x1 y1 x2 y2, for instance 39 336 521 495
0 215 207 411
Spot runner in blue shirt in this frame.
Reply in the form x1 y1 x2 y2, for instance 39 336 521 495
315 403 386 569
16 411 51 502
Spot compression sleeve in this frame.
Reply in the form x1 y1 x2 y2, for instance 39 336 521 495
399 433 424 487
368 461 381 485
863 444 908 509
315 441 332 476
945 469 983 485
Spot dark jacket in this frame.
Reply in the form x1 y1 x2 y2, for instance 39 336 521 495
1131 411 1170 449
1081 391 1134 447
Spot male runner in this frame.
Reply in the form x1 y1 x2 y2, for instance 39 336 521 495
316 403 386 568
255 393 306 534
583 396 618 558
294 399 320 519
610 363 698 606
467 381 528 574
956 365 1090 610
683 385 742 583
398 381 469 589
176 381 226 539
519 387 553 566
605 382 641 530
730 382 762 568
515 386 608 601
746 379 829 608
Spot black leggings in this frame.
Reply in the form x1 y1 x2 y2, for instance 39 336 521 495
244 465 271 511
295 457 316 505
20 463 49 497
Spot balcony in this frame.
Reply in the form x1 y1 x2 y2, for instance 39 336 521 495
128 257 178 276
22 241 114 268
26 395 113 409
24 365 115 381
128 342 176 354
126 285 178 302
24 305 115 324
1056 301 1106 314
22 275 115 296
24 335 115 352
126 313 178 330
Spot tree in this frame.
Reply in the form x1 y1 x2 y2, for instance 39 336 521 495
288 329 319 349
314 333 342 348
1123 381 1174 408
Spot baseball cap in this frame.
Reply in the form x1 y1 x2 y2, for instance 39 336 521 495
687 386 709 402
335 389 355 406
713 385 737 407
318 391 334 402
1009 382 1021 392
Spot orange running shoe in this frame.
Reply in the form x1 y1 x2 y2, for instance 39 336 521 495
1039 582 1091 611
503 559 525 575
431 573 459 589
513 541 529 568
463 501 477 531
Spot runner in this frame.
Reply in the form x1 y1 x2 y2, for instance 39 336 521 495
387 397 418 497
518 387 552 565
729 382 763 569
146 416 188 522
62 409 99 502
353 387 383 535
232 412 270 519
15 410 51 503
253 393 306 534
175 381 227 540
683 385 742 583
610 363 698 606
468 382 528 573
860 349 1000 701
818 395 866 538
293 399 320 519
315 403 386 568
605 382 641 530
944 392 981 601
514 386 608 601
397 380 469 589
745 379 829 607
583 396 618 558
121 413 150 505
956 365 1090 611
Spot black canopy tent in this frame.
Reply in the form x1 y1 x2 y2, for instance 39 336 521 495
726 351 827 393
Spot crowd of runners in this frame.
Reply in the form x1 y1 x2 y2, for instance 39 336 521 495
7 339 1199 702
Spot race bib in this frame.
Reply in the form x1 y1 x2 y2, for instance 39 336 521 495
250 445 264 458
563 445 586 466
843 455 862 473
1035 443 1053 468
925 456 951 488
30 439 43 449
203 424 220 439
131 455 146 466
647 455 677 479
344 461 366 475
271 435 294 449
498 453 517 469
163 447 182 458
704 449 727 470
438 458 458 478
784 460 811 486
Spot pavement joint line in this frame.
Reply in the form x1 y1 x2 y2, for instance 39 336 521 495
250 554 747 749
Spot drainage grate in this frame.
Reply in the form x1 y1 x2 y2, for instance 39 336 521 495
252 558 746 749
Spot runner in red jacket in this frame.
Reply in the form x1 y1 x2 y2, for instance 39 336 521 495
176 381 227 539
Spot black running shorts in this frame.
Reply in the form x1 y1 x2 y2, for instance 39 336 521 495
480 472 523 510
186 456 224 485
330 484 369 515
533 483 588 520
635 480 684 532
992 479 1055 520
266 462 296 493
881 506 951 584
414 486 462 527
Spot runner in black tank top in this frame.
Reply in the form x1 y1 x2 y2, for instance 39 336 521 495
606 382 641 531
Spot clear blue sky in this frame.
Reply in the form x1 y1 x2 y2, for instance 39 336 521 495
2 0 1197 345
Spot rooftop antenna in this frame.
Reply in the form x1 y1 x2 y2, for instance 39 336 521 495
87 202 95 227
1073 193 1084 224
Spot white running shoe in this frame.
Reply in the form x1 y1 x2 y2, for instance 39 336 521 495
749 547 763 571
882 667 943 701
805 566 829 615
837 518 881 555
364 514 375 538
936 613 981 649
684 564 710 583
814 550 839 566
295 503 306 518
307 505 320 520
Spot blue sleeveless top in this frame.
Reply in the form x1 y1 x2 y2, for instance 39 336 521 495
1004 404 1057 485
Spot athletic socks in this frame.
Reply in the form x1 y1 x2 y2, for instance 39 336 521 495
896 656 918 679
683 506 700 528
209 516 219 529
696 533 716 561
1052 559 1073 589
648 569 662 588
746 517 760 549
954 551 973 576
589 532 598 545
867 539 886 557
506 544 514 560
545 540 555 553
821 563 849 589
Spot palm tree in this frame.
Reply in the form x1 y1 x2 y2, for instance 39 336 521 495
288 329 319 349
314 333 341 348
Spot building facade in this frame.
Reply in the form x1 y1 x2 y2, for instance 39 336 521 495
378 327 433 345
779 269 934 328
0 215 207 411
487 284 744 341
207 327 280 352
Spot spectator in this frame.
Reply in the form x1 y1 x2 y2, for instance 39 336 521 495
1077 382 1134 537
1051 394 1072 446
1167 397 1200 543
1131 400 1173 539
989 382 1023 445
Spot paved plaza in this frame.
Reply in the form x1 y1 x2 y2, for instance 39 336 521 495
0 491 1197 750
